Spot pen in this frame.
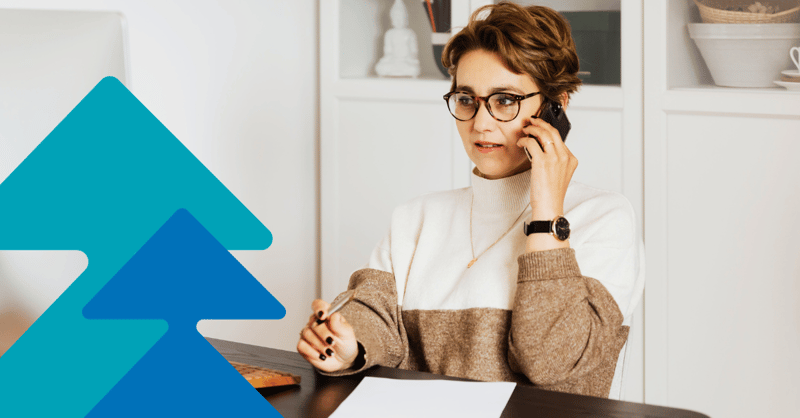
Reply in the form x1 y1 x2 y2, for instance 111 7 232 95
316 289 356 325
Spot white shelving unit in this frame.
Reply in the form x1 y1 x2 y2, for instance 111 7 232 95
657 0 800 115
644 1 800 417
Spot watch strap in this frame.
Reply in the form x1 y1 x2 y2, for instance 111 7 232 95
524 220 552 236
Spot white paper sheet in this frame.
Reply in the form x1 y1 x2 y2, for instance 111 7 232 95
328 376 516 418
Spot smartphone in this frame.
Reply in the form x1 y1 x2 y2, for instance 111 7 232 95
538 99 571 142
525 99 571 159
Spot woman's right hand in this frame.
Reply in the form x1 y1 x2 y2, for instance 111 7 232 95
296 299 359 373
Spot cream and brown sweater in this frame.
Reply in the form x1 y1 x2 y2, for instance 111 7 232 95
325 169 645 399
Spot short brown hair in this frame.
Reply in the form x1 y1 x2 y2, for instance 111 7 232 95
442 2 581 104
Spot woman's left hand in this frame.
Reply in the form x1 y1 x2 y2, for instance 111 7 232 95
517 116 578 221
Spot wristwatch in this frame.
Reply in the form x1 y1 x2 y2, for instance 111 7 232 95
523 216 570 241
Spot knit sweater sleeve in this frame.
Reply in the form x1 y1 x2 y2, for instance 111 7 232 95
317 267 408 376
507 248 629 397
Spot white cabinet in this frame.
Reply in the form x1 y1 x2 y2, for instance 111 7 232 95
643 1 800 417
321 0 644 402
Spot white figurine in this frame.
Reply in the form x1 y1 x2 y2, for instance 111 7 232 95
375 0 421 78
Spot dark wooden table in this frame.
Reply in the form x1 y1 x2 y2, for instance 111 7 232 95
208 338 709 418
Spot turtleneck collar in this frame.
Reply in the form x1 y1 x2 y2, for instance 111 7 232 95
471 167 531 214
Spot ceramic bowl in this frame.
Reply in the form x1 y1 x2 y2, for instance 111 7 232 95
688 23 800 87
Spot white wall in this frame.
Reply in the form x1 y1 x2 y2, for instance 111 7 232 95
0 0 318 352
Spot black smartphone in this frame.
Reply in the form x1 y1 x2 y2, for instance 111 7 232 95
525 99 571 159
538 99 571 142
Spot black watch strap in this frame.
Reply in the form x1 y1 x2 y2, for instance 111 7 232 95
523 220 552 235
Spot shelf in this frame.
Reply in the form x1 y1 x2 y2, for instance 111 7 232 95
338 0 444 80
663 87 800 116
337 1 626 83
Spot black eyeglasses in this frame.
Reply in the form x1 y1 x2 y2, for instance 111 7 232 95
443 91 541 122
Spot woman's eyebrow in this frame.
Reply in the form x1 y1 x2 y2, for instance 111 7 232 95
489 85 525 94
454 85 525 95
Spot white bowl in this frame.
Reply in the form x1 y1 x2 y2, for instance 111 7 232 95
688 23 800 88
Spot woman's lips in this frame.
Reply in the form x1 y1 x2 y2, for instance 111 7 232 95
475 141 503 153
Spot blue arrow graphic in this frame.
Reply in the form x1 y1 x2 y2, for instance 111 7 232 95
83 209 284 417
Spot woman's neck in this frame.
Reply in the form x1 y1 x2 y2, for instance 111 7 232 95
475 161 531 180
471 167 531 214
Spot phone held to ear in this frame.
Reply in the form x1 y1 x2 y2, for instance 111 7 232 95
538 100 571 142
525 100 571 159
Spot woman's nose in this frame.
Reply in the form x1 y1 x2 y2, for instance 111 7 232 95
473 102 495 132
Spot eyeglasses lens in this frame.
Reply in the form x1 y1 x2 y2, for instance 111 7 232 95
447 93 519 122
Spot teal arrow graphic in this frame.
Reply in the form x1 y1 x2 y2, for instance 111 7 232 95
0 77 272 417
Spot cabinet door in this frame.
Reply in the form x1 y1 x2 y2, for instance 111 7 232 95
321 92 467 299
644 2 800 416
647 110 800 418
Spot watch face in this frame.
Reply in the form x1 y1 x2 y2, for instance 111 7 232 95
554 217 570 241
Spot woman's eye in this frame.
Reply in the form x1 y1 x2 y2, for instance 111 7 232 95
456 96 474 106
494 95 516 107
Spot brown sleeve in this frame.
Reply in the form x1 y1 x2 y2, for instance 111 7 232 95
508 248 629 398
318 268 408 377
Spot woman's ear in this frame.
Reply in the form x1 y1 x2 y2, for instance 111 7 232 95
561 92 569 108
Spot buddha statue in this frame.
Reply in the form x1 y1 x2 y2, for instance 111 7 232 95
375 0 421 78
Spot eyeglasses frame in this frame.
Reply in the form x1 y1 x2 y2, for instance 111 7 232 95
443 91 541 122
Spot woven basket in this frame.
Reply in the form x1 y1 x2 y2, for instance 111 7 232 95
694 0 800 23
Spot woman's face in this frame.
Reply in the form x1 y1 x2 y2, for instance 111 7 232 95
454 49 542 180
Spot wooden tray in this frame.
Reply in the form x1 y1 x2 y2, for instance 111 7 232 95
229 360 301 389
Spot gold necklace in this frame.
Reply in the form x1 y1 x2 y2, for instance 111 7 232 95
468 193 529 268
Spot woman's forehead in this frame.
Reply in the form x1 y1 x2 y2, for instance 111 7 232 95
455 50 537 93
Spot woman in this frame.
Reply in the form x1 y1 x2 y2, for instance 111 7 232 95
297 2 643 398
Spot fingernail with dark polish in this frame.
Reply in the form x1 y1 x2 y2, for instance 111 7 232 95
319 353 326 361
316 319 324 325
318 311 324 318
326 337 333 344
326 348 333 356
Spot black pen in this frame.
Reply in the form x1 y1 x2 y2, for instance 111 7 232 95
316 289 356 325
